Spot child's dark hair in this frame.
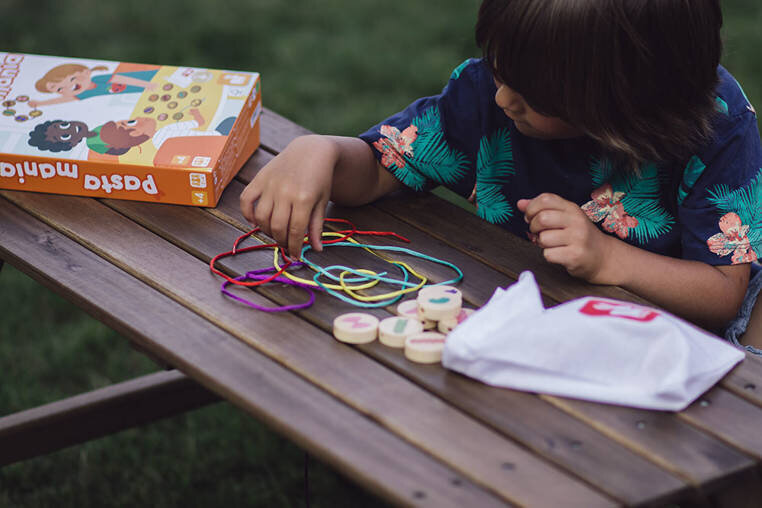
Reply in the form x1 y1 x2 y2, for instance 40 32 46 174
28 120 75 152
476 0 723 169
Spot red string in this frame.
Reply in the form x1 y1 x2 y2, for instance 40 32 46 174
210 242 293 287
210 218 409 287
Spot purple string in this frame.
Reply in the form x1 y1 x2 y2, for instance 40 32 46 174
221 264 320 312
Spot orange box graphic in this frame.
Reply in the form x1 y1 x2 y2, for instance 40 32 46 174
0 52 261 207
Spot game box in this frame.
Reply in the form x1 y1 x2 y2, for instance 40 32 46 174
0 52 261 207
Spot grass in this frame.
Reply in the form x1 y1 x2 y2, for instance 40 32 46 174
1 0 760 506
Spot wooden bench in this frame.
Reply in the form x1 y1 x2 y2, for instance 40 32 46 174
1 108 762 507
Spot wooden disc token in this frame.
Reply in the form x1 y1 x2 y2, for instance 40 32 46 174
333 312 379 344
417 285 462 321
416 306 438 330
398 299 436 330
396 299 419 319
404 332 446 364
437 308 476 334
378 316 423 348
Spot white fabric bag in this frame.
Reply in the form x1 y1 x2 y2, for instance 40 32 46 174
443 271 745 411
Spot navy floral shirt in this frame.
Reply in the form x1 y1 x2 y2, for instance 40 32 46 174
359 58 762 267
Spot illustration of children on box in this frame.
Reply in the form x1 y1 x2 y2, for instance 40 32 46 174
85 108 234 156
28 63 158 108
27 120 96 153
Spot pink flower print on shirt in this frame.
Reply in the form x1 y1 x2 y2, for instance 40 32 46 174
707 212 758 264
581 183 639 239
372 124 418 169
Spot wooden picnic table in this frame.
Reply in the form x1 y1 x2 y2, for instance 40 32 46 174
1 108 762 507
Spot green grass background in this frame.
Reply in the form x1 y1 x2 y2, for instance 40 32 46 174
0 0 760 506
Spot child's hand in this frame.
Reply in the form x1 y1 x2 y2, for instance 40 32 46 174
189 108 204 126
517 193 618 284
240 135 339 259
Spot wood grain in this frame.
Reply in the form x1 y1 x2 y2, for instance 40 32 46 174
101 192 693 505
1 191 616 507
0 197 511 508
0 370 218 466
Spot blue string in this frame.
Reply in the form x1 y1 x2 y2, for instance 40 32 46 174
299 240 463 308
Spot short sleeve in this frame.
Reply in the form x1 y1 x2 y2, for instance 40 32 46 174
678 71 762 266
358 58 487 198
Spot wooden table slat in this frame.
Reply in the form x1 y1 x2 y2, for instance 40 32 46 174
678 386 762 460
541 394 754 488
0 197 511 508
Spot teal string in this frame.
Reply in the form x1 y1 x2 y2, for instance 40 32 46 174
299 241 463 308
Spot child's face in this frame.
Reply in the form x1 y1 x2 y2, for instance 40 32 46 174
494 78 581 140
45 120 91 146
45 69 92 97
115 117 157 137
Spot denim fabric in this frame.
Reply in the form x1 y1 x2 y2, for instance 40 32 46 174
724 266 762 355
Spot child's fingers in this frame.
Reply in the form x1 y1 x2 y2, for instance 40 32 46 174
541 245 576 268
307 201 328 253
239 182 263 225
268 201 292 251
520 193 563 221
535 228 568 249
516 198 531 213
253 196 274 236
286 206 311 260
527 209 569 234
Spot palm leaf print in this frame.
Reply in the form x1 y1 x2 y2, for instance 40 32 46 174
589 157 613 186
408 106 469 185
475 127 515 223
707 169 762 256
392 161 429 191
588 159 674 243
677 156 707 205
616 163 674 243
450 59 473 81
373 126 429 190
475 185 514 223
715 97 729 115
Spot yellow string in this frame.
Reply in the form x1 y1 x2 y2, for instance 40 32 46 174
338 266 426 302
273 232 428 301
273 235 381 291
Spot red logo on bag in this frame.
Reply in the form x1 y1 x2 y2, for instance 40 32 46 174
579 299 659 322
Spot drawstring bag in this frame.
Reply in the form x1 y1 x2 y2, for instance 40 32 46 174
443 271 744 411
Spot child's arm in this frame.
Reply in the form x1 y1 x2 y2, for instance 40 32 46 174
189 108 205 127
518 193 749 331
28 96 78 108
240 134 402 259
110 74 157 90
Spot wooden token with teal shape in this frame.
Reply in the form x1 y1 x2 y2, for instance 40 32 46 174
417 285 462 321
378 316 424 348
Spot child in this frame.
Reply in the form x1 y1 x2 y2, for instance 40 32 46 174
28 119 96 152
240 0 762 349
29 63 157 108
